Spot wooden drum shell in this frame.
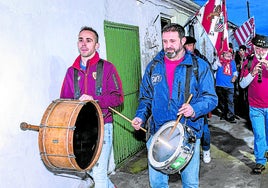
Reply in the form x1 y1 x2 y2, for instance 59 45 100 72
38 99 104 172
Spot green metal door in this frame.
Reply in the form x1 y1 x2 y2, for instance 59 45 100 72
104 21 145 166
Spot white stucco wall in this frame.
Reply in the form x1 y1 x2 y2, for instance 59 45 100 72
0 0 194 187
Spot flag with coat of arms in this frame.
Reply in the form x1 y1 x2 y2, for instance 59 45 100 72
195 0 229 56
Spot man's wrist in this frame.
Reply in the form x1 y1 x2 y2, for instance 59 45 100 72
250 71 256 77
191 111 195 117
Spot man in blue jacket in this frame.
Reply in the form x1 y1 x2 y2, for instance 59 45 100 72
132 23 218 188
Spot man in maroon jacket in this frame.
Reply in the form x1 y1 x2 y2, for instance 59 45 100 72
61 26 124 188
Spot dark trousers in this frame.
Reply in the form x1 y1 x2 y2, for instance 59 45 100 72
201 116 210 151
216 86 235 119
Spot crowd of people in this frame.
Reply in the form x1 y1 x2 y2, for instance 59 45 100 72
59 24 267 188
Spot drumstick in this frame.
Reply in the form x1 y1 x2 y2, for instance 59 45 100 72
109 107 174 149
108 107 147 133
168 94 193 138
20 122 40 132
108 107 172 148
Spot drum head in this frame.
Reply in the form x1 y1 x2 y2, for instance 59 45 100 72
149 121 185 169
148 120 196 174
73 101 102 170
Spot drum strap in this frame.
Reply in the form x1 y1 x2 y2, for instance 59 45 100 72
191 54 199 82
74 69 80 99
73 59 104 99
96 59 104 96
185 54 198 101
185 65 192 101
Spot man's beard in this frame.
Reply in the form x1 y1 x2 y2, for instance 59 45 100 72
255 50 268 60
164 48 180 59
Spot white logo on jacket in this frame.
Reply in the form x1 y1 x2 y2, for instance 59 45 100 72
151 74 162 85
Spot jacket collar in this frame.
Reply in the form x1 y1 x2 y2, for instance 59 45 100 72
72 52 100 70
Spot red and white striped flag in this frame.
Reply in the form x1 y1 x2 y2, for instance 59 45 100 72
195 0 229 56
234 17 255 52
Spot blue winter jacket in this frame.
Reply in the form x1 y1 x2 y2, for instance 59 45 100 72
135 50 218 139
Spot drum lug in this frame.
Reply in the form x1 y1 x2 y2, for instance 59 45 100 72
184 126 196 143
40 124 45 128
188 136 196 143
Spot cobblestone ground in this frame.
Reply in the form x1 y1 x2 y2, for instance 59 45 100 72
110 115 268 188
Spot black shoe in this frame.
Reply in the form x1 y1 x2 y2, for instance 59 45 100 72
212 108 223 117
226 116 236 123
251 163 265 175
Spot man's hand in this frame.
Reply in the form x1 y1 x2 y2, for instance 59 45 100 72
260 58 268 70
178 103 195 118
79 94 94 101
131 117 143 130
231 75 237 83
251 62 262 77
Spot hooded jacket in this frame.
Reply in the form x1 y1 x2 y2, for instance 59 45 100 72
135 50 218 138
60 52 124 123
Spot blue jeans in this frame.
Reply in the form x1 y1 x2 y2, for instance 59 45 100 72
147 136 200 188
90 123 114 188
201 122 210 151
201 116 210 151
249 106 268 165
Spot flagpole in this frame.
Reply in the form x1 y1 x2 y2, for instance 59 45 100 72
221 0 228 53
183 15 196 28
247 1 250 18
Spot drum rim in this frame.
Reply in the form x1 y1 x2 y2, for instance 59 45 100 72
148 121 185 169
38 99 104 172
81 100 104 171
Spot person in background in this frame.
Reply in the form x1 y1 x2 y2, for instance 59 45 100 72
239 34 268 174
184 36 212 163
131 23 218 188
235 45 247 73
229 42 234 57
215 49 238 123
234 45 249 118
184 36 210 63
60 26 124 188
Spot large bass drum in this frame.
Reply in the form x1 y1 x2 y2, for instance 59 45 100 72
148 121 196 174
38 99 104 172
